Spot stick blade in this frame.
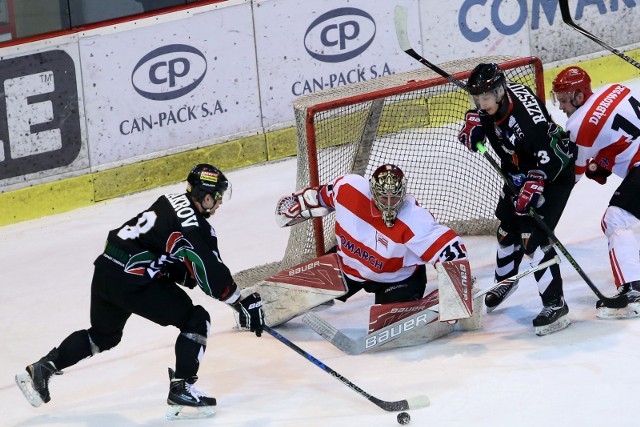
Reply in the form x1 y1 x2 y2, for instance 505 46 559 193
406 394 431 410
393 5 411 52
371 394 430 412
603 293 629 309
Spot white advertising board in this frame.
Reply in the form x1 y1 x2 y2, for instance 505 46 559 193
0 37 88 190
253 0 423 128
418 0 640 65
529 0 640 63
418 0 530 63
79 0 261 167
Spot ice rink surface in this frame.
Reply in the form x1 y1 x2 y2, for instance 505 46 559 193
1 84 639 427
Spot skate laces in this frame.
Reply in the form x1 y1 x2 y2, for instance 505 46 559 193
185 382 208 401
540 299 564 316
492 284 511 297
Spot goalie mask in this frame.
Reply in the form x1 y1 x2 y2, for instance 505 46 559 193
467 63 508 114
370 164 407 228
187 164 231 216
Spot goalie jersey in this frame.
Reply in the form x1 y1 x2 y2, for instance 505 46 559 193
318 174 467 283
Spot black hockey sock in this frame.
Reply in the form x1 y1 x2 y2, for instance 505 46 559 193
55 330 93 370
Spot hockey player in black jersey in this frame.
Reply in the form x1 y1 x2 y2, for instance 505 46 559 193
457 63 576 336
15 164 265 420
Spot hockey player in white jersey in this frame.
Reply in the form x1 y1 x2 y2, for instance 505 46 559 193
278 164 469 305
551 66 640 319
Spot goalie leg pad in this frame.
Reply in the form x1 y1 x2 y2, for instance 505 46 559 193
249 254 348 326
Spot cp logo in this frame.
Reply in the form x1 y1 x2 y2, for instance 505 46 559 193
132 44 207 101
304 7 376 63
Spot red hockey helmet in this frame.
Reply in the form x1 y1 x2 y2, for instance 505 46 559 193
551 66 593 104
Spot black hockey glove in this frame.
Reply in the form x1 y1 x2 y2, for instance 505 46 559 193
458 110 485 152
232 292 265 337
146 253 192 285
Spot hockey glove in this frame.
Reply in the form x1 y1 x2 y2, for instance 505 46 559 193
513 170 546 214
585 158 612 185
457 110 485 152
232 292 265 337
275 187 332 227
146 253 192 285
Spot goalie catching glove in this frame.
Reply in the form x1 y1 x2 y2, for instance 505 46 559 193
275 187 332 227
513 170 546 214
230 292 265 337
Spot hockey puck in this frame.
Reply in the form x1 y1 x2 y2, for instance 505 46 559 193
397 411 411 425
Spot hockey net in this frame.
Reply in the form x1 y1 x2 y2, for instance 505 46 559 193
234 55 544 288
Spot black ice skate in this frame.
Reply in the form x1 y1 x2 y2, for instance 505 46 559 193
533 296 570 336
15 348 62 407
166 368 216 420
484 280 519 313
596 281 640 319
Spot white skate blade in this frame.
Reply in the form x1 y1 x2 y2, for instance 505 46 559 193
596 303 640 319
166 404 216 420
535 316 571 336
15 371 44 408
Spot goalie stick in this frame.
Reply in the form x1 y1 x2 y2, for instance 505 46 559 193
559 0 640 70
303 257 561 355
393 6 627 309
264 325 430 412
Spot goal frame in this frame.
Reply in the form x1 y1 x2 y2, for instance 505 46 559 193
301 56 545 257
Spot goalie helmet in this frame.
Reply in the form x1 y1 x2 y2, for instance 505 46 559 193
187 163 230 205
550 66 593 105
370 164 407 228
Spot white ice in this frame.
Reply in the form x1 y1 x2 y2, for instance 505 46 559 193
1 83 639 427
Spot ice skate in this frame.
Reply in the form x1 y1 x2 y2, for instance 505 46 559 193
596 281 640 319
166 368 216 420
484 280 519 313
15 348 62 407
533 296 570 336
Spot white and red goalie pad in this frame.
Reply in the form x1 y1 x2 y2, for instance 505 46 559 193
244 253 348 326
368 290 439 333
436 259 473 322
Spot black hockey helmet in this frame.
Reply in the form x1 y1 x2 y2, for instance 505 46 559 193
466 63 506 95
186 163 230 204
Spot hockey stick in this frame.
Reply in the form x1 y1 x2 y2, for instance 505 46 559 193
559 0 640 70
303 258 560 355
264 325 430 412
394 5 467 91
474 143 627 308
